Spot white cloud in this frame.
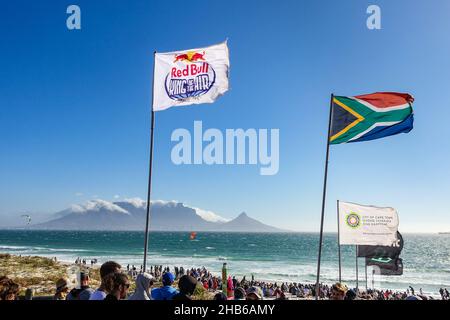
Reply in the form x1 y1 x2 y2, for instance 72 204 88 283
65 197 229 222
68 199 130 215
122 197 147 208
117 198 229 222
193 207 230 223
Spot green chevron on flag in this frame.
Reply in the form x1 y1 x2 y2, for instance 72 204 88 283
330 92 414 145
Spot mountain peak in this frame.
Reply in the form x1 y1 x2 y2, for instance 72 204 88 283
237 212 248 218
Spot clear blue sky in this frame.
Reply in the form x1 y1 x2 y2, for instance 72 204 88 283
1 0 450 232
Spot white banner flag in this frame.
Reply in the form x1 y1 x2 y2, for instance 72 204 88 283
338 201 399 246
152 41 230 111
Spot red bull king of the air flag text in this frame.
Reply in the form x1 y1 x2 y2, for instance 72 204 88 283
153 41 230 111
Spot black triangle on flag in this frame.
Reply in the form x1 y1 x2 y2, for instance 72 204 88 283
330 100 358 138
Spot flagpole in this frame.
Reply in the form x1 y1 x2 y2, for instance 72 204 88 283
365 260 368 291
143 51 157 272
337 200 342 283
355 245 359 290
372 269 375 289
315 93 334 300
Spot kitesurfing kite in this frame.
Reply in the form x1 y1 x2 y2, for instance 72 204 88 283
21 214 31 225
189 232 197 240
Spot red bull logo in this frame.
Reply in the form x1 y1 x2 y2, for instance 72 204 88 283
173 51 205 63
165 50 215 101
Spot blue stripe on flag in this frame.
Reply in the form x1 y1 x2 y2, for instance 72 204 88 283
350 114 414 143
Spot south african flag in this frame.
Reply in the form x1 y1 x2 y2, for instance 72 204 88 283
330 92 414 144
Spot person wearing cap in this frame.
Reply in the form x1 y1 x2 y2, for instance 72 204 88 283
173 275 198 301
246 286 263 300
128 273 155 300
213 292 228 300
330 282 348 300
405 295 423 301
151 272 179 300
344 288 357 300
53 278 69 300
234 287 246 300
67 272 94 300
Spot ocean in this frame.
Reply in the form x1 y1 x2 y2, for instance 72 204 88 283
0 230 449 296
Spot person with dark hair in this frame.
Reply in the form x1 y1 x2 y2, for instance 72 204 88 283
89 261 122 300
0 276 19 300
67 272 94 300
345 289 357 300
104 273 130 301
173 275 198 301
151 272 178 300
214 292 228 301
234 287 246 300
53 278 69 300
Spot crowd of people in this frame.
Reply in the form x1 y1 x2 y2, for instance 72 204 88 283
1 261 448 300
75 257 98 268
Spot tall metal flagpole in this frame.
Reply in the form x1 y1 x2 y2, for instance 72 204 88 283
355 245 359 290
372 269 375 289
143 51 157 272
365 260 368 291
337 200 342 283
315 93 334 300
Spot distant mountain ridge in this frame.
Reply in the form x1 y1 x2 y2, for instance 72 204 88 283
31 199 286 232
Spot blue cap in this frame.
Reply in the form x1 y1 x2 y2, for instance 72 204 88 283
162 272 175 284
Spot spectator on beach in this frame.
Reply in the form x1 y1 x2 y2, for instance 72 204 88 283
345 289 357 300
128 273 154 300
173 275 198 301
227 276 234 298
54 278 69 300
67 272 94 300
214 292 228 300
0 276 19 300
246 286 263 301
330 283 348 300
104 273 130 301
151 272 178 300
90 261 122 300
234 287 246 300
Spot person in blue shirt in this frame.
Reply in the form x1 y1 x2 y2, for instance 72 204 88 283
151 272 178 300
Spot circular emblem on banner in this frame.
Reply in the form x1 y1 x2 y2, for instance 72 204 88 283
346 212 361 229
165 51 216 101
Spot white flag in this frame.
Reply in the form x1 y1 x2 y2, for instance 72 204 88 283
338 201 399 246
152 41 230 111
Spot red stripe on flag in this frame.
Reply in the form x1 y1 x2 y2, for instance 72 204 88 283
354 92 414 108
